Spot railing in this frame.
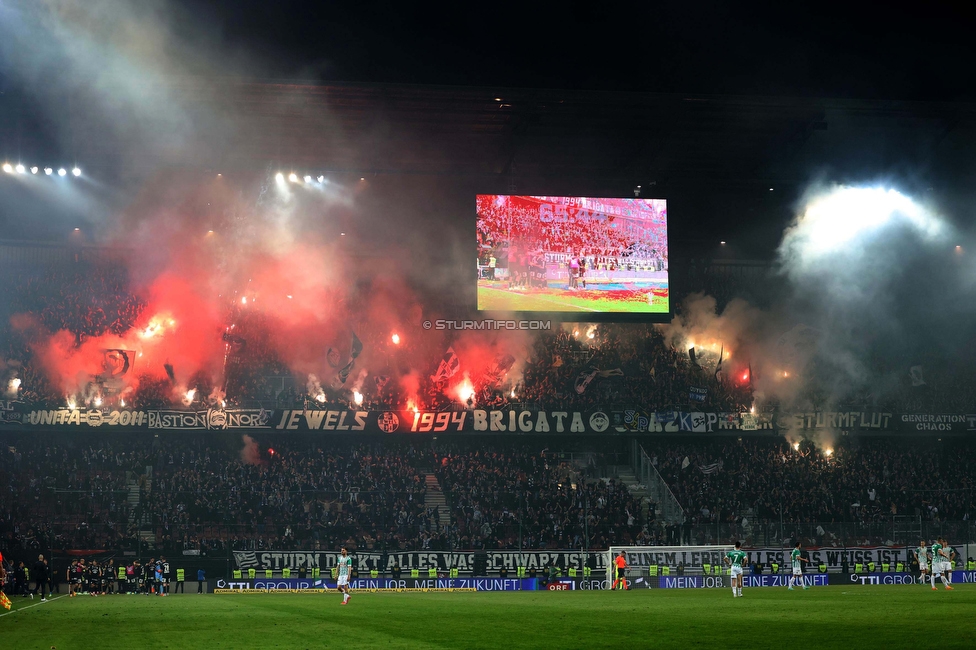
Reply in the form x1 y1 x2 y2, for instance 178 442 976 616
632 441 684 524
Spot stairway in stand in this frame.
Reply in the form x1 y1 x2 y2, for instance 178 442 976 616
616 467 654 523
424 474 452 531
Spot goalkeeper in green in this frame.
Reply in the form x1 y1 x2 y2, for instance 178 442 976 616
724 541 747 598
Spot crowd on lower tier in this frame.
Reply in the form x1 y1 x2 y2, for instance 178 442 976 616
645 437 976 537
3 434 976 556
0 435 640 553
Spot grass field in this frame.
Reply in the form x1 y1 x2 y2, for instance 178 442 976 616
2 585 973 649
477 282 669 313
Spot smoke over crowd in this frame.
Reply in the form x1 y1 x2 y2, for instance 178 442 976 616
3 2 976 437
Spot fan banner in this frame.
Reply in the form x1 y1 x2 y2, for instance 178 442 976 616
3 400 976 434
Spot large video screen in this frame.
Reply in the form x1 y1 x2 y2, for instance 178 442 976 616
477 195 668 314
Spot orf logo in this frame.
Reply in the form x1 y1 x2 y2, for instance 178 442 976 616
589 411 609 432
378 412 400 433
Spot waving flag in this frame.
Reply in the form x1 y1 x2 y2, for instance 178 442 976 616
327 348 340 368
699 460 723 475
350 332 364 359
433 347 460 382
574 369 599 394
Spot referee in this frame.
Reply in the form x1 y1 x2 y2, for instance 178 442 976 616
612 552 628 590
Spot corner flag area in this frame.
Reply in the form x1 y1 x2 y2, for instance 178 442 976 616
2 587 973 649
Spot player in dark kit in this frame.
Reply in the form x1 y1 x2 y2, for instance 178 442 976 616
32 554 49 601
143 559 155 594
88 560 103 596
68 559 83 597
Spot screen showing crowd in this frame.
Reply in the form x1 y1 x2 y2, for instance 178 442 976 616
477 195 668 314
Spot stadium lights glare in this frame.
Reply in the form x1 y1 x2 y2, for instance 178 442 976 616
72 167 81 177
2 163 12 173
15 164 25 174
58 168 67 176
720 241 726 245
275 172 285 184
288 173 299 183
303 175 312 183
44 167 53 175
30 166 38 174
317 176 325 183
787 186 943 261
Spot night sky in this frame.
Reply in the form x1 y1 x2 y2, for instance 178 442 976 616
174 1 976 100
2 1 976 252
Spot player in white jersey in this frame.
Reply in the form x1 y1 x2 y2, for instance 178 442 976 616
336 547 353 604
788 542 809 590
915 540 929 586
938 538 955 587
928 540 953 590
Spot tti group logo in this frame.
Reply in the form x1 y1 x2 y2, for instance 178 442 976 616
850 574 916 585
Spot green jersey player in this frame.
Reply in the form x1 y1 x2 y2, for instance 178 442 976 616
788 542 809 590
928 541 950 590
723 541 748 598
336 547 353 604
915 540 929 585
937 538 955 589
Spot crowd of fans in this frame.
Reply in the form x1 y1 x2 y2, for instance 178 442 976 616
476 195 667 279
4 433 976 555
0 435 642 554
4 253 976 415
647 437 976 538
433 443 649 550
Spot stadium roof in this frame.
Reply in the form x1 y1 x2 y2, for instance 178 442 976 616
33 79 976 190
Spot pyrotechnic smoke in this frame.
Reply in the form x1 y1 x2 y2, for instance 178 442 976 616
240 435 263 466
656 183 966 446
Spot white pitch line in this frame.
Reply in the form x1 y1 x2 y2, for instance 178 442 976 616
0 593 66 617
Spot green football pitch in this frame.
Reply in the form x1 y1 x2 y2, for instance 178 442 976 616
2 586 973 649
477 283 669 313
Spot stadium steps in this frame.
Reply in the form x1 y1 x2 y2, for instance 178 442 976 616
615 468 656 521
424 474 452 531
126 481 141 524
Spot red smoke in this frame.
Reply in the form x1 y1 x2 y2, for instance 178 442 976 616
15 172 528 407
